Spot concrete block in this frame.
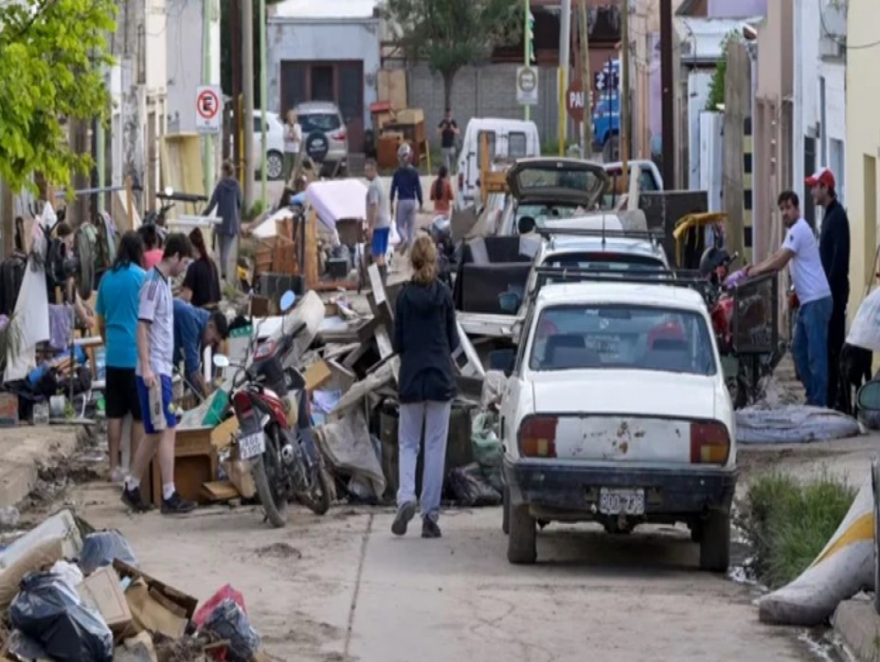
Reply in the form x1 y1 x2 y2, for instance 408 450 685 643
833 599 880 662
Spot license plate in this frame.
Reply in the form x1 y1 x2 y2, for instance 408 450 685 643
598 488 645 516
238 431 266 460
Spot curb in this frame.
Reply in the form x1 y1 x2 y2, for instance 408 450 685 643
833 599 880 661
0 426 81 509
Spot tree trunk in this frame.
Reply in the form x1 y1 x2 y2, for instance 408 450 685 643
442 71 455 112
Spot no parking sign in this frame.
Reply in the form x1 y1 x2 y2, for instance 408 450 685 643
195 85 222 134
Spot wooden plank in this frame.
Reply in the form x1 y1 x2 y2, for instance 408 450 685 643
201 480 239 502
305 210 319 289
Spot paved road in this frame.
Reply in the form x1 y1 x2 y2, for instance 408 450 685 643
72 484 817 662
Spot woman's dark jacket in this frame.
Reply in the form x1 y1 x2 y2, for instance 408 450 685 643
392 279 460 403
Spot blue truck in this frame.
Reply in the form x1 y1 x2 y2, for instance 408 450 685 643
592 92 620 161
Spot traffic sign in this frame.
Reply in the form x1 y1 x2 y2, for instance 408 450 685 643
516 66 539 106
195 85 222 134
566 80 586 122
594 69 620 92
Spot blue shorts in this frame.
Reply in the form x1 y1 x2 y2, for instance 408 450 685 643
136 374 177 434
371 227 390 258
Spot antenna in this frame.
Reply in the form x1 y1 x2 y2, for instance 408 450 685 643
601 214 607 247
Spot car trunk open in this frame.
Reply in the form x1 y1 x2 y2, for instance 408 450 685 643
506 158 609 209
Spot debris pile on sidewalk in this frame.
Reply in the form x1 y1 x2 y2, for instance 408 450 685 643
0 508 275 661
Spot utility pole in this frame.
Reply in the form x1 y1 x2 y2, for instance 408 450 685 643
203 0 214 198
524 0 530 122
231 0 243 184
579 0 592 157
620 0 629 191
558 0 571 156
242 0 255 208
660 0 675 188
259 0 267 207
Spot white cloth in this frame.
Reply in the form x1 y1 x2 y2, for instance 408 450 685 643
284 123 302 154
782 218 831 305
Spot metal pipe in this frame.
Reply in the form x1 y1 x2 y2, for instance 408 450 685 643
203 0 214 197
243 0 255 208
558 0 572 155
259 0 268 207
96 117 105 213
660 0 675 187
620 0 629 192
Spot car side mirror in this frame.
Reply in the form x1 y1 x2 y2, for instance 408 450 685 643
489 349 516 377
857 380 880 413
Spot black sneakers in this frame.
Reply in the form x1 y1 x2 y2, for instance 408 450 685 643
161 491 196 515
391 501 417 536
121 486 154 513
421 517 441 539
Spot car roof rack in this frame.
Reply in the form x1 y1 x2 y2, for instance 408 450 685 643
533 226 664 249
530 266 715 303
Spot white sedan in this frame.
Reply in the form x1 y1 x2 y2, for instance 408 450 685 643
497 279 737 570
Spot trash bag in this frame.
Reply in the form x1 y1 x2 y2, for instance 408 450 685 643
471 413 503 492
194 584 247 629
448 463 502 507
78 530 137 575
9 571 113 662
847 288 880 352
201 598 260 662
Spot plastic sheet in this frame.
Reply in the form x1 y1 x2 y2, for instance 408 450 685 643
471 413 503 492
847 288 880 352
79 531 137 576
448 463 502 507
735 405 861 444
9 571 113 662
201 598 260 662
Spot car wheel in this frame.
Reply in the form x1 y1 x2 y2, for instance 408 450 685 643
699 510 730 572
502 486 510 535
266 151 283 180
507 504 537 565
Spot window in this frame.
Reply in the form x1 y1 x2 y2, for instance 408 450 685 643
252 118 264 133
508 132 528 158
299 113 341 134
514 166 603 196
529 304 716 376
544 253 666 274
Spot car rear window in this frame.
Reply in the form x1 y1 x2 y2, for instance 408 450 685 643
299 113 341 133
545 252 666 273
529 304 716 376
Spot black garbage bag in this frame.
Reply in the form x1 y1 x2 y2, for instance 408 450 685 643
448 463 502 507
79 530 138 575
201 598 260 662
9 571 113 662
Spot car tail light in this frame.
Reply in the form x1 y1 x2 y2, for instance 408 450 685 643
690 421 730 465
331 128 346 140
254 339 276 360
518 416 558 458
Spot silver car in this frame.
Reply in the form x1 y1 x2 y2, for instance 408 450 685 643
294 101 349 176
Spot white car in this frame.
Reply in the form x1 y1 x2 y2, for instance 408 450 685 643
496 278 737 570
251 111 286 180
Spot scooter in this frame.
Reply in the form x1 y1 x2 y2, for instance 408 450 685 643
213 291 331 527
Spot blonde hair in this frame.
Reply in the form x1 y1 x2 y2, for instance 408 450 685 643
410 234 437 285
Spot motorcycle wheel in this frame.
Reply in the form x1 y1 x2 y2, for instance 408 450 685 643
297 453 332 516
253 426 289 528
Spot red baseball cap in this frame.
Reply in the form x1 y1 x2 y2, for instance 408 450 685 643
805 167 835 189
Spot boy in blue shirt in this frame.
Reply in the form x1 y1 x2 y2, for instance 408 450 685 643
173 299 229 398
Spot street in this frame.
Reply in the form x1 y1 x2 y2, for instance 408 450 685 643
70 480 817 661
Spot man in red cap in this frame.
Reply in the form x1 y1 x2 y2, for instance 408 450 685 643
808 167 850 410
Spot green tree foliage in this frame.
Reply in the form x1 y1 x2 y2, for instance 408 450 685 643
705 30 742 112
383 0 521 110
0 0 116 193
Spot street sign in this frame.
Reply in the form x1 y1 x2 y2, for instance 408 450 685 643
594 69 620 92
516 66 539 106
566 80 586 122
195 85 222 134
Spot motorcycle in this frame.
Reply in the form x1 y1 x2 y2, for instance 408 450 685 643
213 291 331 527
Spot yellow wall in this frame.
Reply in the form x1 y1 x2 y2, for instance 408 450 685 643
845 0 880 321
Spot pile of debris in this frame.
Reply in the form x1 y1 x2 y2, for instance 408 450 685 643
0 509 273 661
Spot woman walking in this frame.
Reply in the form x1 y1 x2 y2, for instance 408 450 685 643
429 165 454 216
391 234 459 538
205 160 243 281
180 228 221 308
283 109 302 184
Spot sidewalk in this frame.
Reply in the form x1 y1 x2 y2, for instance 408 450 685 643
0 426 81 508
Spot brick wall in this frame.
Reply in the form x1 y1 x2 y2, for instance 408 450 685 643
407 63 564 148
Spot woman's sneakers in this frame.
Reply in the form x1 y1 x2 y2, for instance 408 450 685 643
121 486 195 515
391 501 416 536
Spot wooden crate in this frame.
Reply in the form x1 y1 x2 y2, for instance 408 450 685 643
147 427 218 508
254 236 298 277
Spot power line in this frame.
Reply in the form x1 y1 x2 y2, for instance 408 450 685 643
819 0 880 51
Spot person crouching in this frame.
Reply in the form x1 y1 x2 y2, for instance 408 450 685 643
391 234 460 538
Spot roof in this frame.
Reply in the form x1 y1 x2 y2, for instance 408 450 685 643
677 17 762 62
294 101 342 114
536 281 707 311
271 0 380 20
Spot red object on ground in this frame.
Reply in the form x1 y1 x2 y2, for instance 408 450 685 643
194 584 247 629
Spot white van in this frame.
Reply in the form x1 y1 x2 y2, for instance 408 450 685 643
456 118 541 207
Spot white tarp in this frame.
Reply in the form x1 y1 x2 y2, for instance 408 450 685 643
735 405 861 444
757 476 874 625
847 287 880 352
5 204 54 382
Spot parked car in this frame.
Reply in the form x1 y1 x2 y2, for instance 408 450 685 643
496 276 737 571
294 101 349 177
252 111 286 180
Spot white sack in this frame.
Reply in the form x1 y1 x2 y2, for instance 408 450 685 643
847 287 880 352
316 407 386 498
757 476 874 625
736 405 861 444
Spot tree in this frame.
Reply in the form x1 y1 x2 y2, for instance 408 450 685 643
0 0 116 193
384 0 521 111
705 30 742 112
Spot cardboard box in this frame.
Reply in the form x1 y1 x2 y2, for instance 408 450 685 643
77 566 132 631
113 559 198 622
304 360 332 392
222 459 256 499
125 578 188 639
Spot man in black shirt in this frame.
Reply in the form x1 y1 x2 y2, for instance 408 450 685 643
437 108 460 173
808 167 850 410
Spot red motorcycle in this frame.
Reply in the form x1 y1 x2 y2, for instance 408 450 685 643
215 293 331 527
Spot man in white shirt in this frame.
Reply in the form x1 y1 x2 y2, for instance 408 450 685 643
747 191 833 406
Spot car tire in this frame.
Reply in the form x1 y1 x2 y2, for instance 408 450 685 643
266 151 283 180
502 486 510 535
699 510 730 572
507 504 537 565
